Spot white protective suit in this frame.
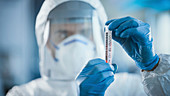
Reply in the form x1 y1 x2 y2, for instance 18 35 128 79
6 0 170 96
141 54 170 96
7 0 107 96
105 54 170 96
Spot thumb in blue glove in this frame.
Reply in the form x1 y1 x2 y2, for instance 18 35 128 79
105 16 159 71
78 58 117 96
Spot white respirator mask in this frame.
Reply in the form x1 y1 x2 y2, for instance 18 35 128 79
43 34 96 80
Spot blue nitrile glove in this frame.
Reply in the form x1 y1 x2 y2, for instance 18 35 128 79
79 58 117 96
105 16 159 71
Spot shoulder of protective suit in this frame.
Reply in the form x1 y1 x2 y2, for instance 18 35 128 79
6 85 26 96
6 78 41 96
141 54 170 96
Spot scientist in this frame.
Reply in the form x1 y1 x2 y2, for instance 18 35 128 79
7 0 110 96
79 16 170 96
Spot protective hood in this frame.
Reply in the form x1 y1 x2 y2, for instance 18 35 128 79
35 0 108 80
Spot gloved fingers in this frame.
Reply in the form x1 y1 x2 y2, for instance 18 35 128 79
112 63 118 74
118 28 134 38
80 75 114 95
119 25 151 44
112 30 126 45
89 62 115 75
108 16 134 31
105 19 115 25
79 58 107 76
116 19 146 37
79 66 94 77
81 71 114 84
80 61 114 77
86 58 106 67
133 25 152 45
100 75 114 87
79 62 115 95
94 75 114 91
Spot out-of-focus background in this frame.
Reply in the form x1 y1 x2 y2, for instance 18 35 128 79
0 0 170 95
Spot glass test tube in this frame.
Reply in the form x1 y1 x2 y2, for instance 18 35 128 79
105 26 112 64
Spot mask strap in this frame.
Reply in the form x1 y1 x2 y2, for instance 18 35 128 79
50 40 60 50
43 20 50 46
64 39 88 46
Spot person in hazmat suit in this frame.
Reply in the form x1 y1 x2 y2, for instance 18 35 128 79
7 0 114 95
6 0 161 96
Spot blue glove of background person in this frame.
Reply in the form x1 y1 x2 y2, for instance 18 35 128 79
105 16 159 70
78 58 117 96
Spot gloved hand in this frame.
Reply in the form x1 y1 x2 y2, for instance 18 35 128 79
78 58 117 96
105 16 159 70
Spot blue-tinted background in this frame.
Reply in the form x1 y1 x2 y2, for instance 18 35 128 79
0 0 44 95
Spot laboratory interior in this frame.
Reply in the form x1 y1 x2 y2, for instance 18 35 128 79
0 0 170 96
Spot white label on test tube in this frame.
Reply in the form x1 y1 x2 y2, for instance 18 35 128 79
105 26 112 64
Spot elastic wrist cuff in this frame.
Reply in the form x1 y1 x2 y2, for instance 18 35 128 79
141 58 160 72
136 54 159 70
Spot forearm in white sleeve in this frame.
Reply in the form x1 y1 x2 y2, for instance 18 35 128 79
141 54 170 96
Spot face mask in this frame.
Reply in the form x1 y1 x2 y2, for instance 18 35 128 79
43 34 95 80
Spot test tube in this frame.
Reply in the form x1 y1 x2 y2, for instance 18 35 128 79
105 26 112 64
